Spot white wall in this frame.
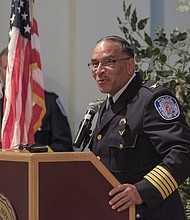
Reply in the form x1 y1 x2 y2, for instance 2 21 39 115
0 0 189 140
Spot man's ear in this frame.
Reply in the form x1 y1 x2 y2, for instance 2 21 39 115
127 58 135 76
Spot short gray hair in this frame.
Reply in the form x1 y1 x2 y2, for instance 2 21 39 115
96 35 134 58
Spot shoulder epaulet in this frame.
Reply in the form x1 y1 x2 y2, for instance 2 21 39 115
142 80 160 91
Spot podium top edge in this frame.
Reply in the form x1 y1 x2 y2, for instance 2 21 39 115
0 151 96 162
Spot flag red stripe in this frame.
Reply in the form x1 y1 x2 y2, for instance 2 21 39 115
31 49 41 69
31 18 39 36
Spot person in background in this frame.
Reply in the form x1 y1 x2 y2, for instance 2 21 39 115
88 35 190 220
35 90 73 152
0 48 7 127
0 48 7 88
0 47 73 152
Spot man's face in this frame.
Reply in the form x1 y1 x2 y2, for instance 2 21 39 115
0 54 7 86
90 40 135 96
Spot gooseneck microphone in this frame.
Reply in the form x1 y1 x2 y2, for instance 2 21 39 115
16 143 48 153
73 102 99 149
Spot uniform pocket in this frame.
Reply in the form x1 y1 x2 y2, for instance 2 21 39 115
108 131 139 172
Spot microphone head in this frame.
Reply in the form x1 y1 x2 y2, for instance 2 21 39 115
87 98 104 113
87 101 99 113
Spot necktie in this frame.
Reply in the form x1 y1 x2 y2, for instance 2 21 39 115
106 96 114 111
109 96 114 107
101 97 113 123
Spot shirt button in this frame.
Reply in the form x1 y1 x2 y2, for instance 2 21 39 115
136 213 141 219
97 134 102 140
119 144 124 150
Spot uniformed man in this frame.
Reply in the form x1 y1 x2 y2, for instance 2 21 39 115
88 35 190 219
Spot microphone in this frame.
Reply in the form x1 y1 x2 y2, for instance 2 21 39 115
17 143 48 153
27 145 48 153
73 101 99 149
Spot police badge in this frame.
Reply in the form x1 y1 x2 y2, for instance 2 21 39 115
119 118 127 136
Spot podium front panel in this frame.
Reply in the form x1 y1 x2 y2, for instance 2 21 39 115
0 161 28 219
0 151 135 220
39 161 129 220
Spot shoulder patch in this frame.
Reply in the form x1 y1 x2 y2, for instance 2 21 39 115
154 95 180 120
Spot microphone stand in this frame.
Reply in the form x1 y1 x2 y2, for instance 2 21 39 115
73 98 104 151
80 129 92 151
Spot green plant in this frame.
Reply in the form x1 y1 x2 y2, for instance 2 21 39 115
179 178 190 219
117 1 190 219
117 1 190 125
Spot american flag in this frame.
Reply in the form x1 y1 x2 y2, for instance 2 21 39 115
1 0 46 148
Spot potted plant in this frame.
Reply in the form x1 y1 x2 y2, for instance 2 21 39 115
117 1 190 219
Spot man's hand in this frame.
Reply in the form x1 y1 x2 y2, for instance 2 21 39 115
109 184 143 212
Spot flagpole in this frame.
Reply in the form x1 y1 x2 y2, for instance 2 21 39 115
30 0 34 23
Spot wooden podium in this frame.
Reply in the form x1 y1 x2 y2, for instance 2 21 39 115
0 150 135 220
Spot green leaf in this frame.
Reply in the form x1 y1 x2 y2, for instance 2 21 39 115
146 47 153 58
122 1 126 12
133 38 141 48
121 26 129 35
151 48 160 56
170 36 178 44
155 26 166 38
144 33 153 46
160 54 167 63
154 37 168 46
140 49 147 58
131 8 137 31
125 3 132 17
178 32 188 41
137 18 149 30
117 17 122 25
171 31 188 43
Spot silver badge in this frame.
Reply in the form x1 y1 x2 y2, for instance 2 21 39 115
119 118 127 136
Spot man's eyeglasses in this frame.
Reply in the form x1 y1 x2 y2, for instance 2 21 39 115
88 57 131 70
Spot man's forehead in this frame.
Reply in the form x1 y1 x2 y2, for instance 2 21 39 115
92 41 121 57
96 40 118 49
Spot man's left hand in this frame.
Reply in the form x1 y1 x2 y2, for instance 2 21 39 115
109 183 143 212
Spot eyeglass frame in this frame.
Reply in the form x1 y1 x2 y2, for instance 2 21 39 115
88 57 131 70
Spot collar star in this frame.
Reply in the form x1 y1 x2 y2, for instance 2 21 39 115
150 83 159 89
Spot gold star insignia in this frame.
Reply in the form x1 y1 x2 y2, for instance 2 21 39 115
150 83 159 89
